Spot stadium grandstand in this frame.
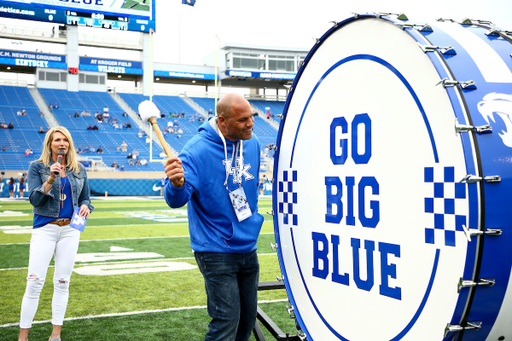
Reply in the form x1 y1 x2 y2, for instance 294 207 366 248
0 12 308 197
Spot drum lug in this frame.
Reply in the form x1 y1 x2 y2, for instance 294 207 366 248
459 174 501 183
398 23 433 32
461 18 493 25
276 275 284 282
270 242 278 252
267 210 275 216
286 304 296 319
329 21 339 28
457 277 495 293
444 322 482 337
436 78 477 90
419 44 456 55
455 120 492 135
373 12 408 20
462 225 502 242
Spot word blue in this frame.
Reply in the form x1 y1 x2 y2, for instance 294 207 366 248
312 233 401 300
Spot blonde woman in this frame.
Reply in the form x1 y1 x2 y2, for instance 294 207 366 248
19 127 94 341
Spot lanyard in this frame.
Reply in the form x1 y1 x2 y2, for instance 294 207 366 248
219 128 244 191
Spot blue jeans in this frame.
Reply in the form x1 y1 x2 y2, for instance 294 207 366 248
194 250 259 341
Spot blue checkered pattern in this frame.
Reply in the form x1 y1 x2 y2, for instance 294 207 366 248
278 170 298 226
424 166 467 247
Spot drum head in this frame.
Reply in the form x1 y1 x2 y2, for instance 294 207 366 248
273 14 512 341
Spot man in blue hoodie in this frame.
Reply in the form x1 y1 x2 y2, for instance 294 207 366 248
164 93 264 341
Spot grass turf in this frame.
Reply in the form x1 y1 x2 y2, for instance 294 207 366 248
0 197 294 340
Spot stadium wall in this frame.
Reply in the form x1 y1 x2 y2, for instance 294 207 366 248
0 171 166 198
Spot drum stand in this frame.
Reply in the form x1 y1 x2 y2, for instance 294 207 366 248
252 281 306 341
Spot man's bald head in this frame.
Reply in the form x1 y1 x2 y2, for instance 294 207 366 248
216 93 248 119
216 93 254 141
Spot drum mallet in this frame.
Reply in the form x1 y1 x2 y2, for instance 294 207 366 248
138 100 173 157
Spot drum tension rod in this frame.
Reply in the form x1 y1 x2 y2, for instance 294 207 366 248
457 277 495 293
436 78 477 90
419 44 456 55
270 242 278 251
459 174 501 183
462 225 502 242
455 120 492 135
373 12 408 20
485 28 512 37
286 304 296 319
444 322 482 337
398 23 433 32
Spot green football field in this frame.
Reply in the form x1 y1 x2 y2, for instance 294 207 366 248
0 197 298 340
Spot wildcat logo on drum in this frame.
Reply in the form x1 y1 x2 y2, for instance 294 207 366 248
478 92 512 148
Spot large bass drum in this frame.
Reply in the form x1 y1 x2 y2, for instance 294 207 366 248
273 13 512 341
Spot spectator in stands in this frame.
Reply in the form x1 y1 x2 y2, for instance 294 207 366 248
135 158 141 165
120 165 125 171
84 145 90 153
54 103 58 109
87 125 93 130
2 123 7 129
167 120 173 129
19 126 93 341
113 122 119 129
159 150 166 158
25 149 31 156
40 111 44 117
138 130 143 138
124 122 131 129
8 177 15 198
49 103 53 109
208 109 213 117
80 110 87 117
97 146 103 153
163 93 262 341
2 146 6 151
140 158 148 165
17 110 22 116
92 125 98 130
160 111 165 119
29 148 33 155
89 145 96 153
76 145 82 153
22 110 26 116
111 161 118 169
132 148 139 159
121 141 128 152
116 145 120 152
39 127 45 134
178 128 183 134
128 158 134 165
103 105 109 113
8 122 13 129
74 112 79 118
126 152 132 159
122 112 128 117
145 136 151 144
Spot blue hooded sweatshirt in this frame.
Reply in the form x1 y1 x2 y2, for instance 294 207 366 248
164 117 264 253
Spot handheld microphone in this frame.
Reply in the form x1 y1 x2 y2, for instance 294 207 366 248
54 150 65 175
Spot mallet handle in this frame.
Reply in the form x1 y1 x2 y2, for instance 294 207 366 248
148 117 173 158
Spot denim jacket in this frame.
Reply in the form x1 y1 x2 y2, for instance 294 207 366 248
28 159 94 217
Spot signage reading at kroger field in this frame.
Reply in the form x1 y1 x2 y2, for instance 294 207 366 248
273 16 480 341
79 57 142 74
0 0 156 33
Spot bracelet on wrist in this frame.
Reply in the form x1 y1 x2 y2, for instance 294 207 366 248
47 177 55 185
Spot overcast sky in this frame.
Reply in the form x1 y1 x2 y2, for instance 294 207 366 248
155 0 512 65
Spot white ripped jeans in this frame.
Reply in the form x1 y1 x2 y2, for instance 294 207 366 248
20 223 80 328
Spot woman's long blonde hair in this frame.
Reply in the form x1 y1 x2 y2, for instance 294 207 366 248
37 126 81 173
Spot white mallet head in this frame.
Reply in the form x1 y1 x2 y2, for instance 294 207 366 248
138 100 160 122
